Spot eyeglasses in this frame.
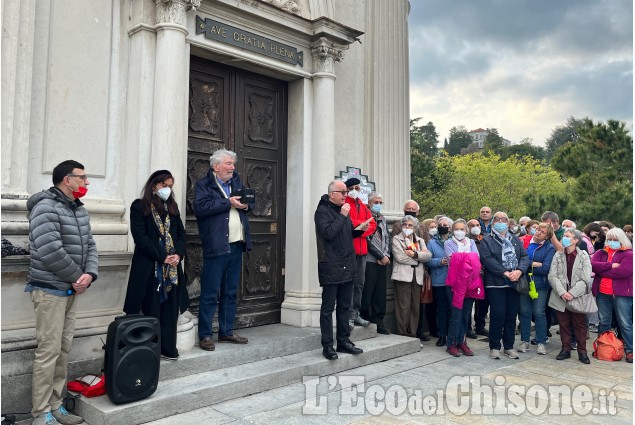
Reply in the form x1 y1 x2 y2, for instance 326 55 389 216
349 185 361 191
67 174 88 181
402 223 415 228
492 217 508 222
331 190 349 195
371 201 383 205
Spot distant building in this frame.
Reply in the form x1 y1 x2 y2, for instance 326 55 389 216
468 128 512 149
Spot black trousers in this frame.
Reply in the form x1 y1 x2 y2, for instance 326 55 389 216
360 262 387 327
474 296 490 331
320 281 353 348
142 284 179 358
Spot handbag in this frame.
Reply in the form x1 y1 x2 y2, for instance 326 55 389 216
565 281 598 314
514 274 529 294
420 270 433 304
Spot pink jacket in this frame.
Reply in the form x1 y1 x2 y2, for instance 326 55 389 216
446 252 485 308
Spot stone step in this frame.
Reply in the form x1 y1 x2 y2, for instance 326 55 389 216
75 332 419 425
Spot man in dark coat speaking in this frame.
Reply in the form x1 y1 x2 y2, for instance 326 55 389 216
315 180 369 360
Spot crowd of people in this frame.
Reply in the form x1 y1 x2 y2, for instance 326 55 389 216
316 183 634 366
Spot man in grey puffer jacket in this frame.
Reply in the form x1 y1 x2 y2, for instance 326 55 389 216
25 160 98 425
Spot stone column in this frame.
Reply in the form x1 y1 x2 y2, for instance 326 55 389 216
151 0 199 349
281 38 343 327
363 0 410 218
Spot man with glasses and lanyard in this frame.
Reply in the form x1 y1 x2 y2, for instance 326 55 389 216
25 160 98 425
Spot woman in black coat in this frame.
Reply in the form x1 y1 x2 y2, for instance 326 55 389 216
123 170 190 360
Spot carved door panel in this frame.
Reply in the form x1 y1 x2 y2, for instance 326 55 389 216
185 57 286 329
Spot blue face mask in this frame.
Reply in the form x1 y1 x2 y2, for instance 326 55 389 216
370 204 382 214
606 240 621 250
493 222 508 233
530 228 536 235
561 237 572 248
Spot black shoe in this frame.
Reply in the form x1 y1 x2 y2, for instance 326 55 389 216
578 353 590 364
418 334 430 342
435 336 447 347
556 350 571 360
377 327 391 335
336 341 363 355
547 330 553 337
475 328 489 337
322 346 338 360
466 330 477 339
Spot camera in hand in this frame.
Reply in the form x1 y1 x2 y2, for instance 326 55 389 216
230 188 256 205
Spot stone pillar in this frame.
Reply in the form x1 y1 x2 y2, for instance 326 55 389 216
281 38 343 327
151 0 199 349
363 0 410 218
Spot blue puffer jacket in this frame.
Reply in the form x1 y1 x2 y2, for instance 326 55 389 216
193 170 254 258
526 241 556 290
427 237 449 287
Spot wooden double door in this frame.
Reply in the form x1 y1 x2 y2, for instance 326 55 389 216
184 56 287 329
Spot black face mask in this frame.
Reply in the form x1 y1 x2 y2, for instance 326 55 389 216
404 211 417 217
438 226 449 235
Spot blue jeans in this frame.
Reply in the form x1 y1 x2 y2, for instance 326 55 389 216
597 293 633 353
519 288 549 344
446 286 474 347
198 243 243 339
486 287 520 350
433 286 451 337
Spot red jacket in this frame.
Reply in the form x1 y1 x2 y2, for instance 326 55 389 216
344 196 376 255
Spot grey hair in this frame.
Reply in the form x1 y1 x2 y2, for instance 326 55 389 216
327 179 342 193
563 228 583 242
368 191 383 203
452 219 467 230
493 211 508 221
519 216 531 223
437 216 453 228
541 211 559 223
210 149 237 166
402 215 419 229
562 219 577 229
605 228 632 249
403 200 420 211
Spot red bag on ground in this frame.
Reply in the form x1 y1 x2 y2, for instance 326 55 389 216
67 374 106 397
593 331 625 361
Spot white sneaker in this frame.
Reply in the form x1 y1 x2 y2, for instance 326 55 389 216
504 348 520 359
490 349 500 359
32 412 60 425
518 341 530 352
537 343 547 355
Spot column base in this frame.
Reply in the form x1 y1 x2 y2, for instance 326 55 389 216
280 292 323 327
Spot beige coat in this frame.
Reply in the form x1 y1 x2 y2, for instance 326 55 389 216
391 233 432 284
547 247 592 312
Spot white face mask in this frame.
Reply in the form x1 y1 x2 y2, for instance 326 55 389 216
428 228 438 236
348 189 359 199
454 230 466 240
156 187 171 201
403 228 414 237
470 227 481 236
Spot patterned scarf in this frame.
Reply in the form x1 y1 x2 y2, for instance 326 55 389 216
491 229 518 271
151 204 178 303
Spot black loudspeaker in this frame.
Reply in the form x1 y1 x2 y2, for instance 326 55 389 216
104 315 160 404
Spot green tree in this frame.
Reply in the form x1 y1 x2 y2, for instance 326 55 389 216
550 118 633 225
410 118 439 157
499 142 546 161
545 116 585 161
482 128 504 154
445 126 472 156
413 153 566 220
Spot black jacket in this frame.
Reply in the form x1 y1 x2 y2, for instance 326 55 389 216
123 199 190 314
314 195 363 286
479 232 530 288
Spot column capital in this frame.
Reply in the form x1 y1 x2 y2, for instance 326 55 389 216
310 38 344 74
155 0 200 26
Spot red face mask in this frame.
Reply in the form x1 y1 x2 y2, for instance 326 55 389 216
69 179 88 199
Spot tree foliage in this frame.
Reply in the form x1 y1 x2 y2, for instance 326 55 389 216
412 153 566 220
550 118 633 225
445 126 472 156
499 142 546 162
545 116 585 161
482 128 504 154
410 118 439 157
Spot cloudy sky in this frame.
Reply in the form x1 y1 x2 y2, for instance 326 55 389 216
408 0 633 146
